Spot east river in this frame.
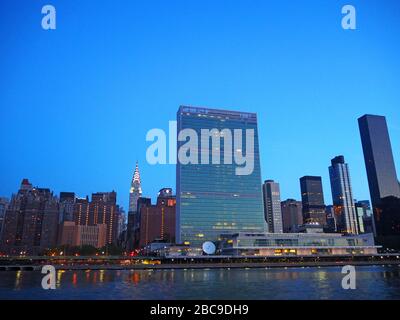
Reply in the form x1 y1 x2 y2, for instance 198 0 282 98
1 265 400 300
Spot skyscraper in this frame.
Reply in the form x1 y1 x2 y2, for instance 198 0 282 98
129 162 142 213
358 114 400 236
59 192 75 223
73 191 119 245
139 188 176 247
300 176 327 226
127 162 142 250
73 197 90 226
176 106 266 246
263 180 283 233
1 179 59 255
89 192 119 245
355 200 375 235
281 199 303 233
133 197 152 248
328 156 358 234
325 205 337 233
117 207 126 240
0 197 9 237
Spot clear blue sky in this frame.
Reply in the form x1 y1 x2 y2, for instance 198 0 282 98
1 0 399 211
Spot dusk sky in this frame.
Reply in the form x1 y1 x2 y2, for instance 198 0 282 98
1 0 399 211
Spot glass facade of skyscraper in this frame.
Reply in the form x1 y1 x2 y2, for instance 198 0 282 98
299 176 327 226
358 115 400 208
262 180 283 233
328 156 358 235
176 106 266 247
358 114 400 237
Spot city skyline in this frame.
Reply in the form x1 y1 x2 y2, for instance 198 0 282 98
1 0 400 212
1 1 400 304
0 111 398 211
2 107 386 254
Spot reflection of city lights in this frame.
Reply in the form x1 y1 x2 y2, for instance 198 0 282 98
132 273 140 284
317 271 328 281
57 270 65 287
15 270 22 288
72 273 77 285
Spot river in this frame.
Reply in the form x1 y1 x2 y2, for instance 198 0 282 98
1 265 399 300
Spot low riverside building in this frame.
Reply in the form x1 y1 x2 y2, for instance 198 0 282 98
58 221 107 248
219 232 380 256
144 242 203 257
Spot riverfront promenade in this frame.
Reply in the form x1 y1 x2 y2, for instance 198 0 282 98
1 254 400 271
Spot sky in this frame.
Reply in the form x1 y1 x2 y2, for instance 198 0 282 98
1 0 399 211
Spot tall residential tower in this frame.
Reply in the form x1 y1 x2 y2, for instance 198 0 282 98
263 180 283 233
1 179 59 255
328 156 358 234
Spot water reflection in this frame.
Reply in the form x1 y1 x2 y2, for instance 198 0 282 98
56 270 65 288
268 269 300 281
383 270 400 279
99 270 105 283
14 270 22 289
130 272 140 284
2 266 400 300
72 272 77 286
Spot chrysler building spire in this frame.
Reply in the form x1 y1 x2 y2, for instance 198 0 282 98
129 161 142 213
